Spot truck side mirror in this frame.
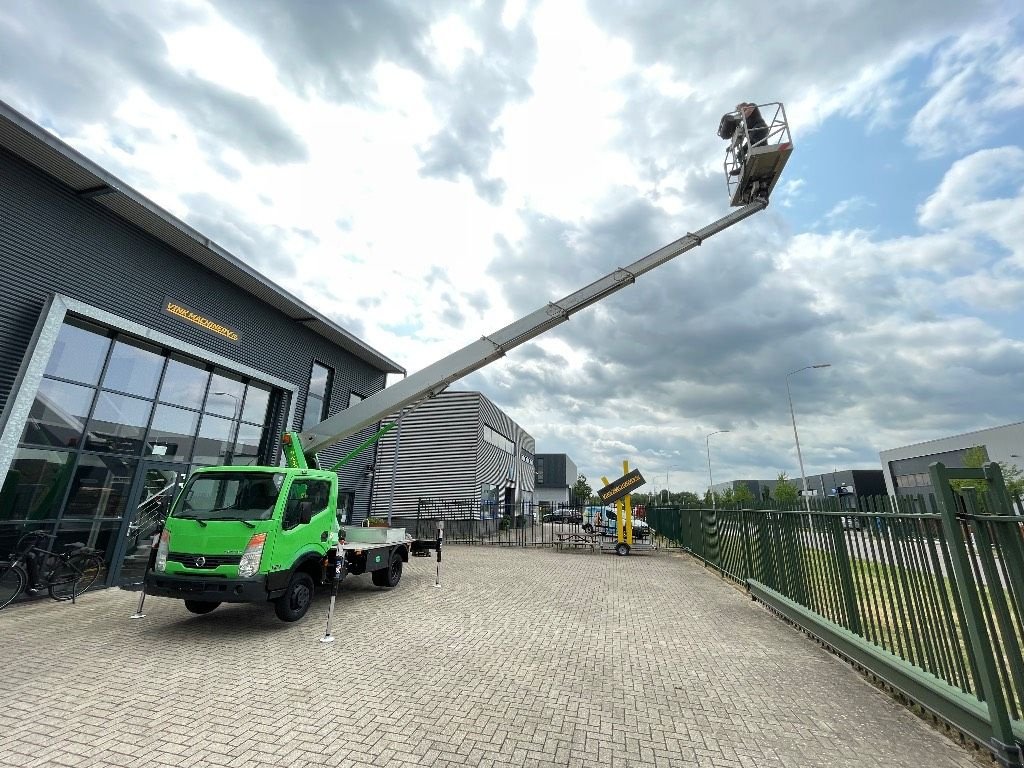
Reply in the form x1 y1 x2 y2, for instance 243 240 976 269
299 501 314 525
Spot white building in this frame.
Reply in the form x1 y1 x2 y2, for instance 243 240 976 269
879 422 1024 498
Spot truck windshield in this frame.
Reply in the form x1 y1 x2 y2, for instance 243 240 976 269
173 472 284 522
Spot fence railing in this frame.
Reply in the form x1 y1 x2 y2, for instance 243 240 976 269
401 498 652 547
647 462 1024 766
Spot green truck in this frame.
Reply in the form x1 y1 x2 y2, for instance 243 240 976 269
145 460 423 622
142 104 792 621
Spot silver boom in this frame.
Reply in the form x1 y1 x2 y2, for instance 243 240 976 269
298 197 769 460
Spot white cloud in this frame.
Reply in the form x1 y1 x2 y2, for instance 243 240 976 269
908 26 1024 156
1 0 1023 493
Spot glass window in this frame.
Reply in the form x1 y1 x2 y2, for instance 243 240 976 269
241 383 271 425
232 422 263 466
159 356 210 409
302 363 332 430
193 414 234 465
205 372 245 418
102 337 164 398
146 404 200 462
63 454 137 519
45 320 110 385
86 391 153 454
282 478 331 529
336 491 353 525
310 363 330 399
20 378 94 448
0 448 75 523
174 472 283 522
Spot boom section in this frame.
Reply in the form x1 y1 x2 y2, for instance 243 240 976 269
298 197 768 459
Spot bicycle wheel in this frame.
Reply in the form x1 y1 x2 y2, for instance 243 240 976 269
0 561 27 610
48 553 103 601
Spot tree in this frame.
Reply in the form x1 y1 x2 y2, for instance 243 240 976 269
733 484 754 505
773 472 799 505
571 474 594 505
677 491 701 507
949 445 1024 499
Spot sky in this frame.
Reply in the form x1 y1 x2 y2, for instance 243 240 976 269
1 0 1023 496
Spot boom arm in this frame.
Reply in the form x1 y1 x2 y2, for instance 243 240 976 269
291 196 768 467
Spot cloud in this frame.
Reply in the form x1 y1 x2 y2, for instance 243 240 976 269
0 0 307 164
2 0 1022 495
907 25 1024 156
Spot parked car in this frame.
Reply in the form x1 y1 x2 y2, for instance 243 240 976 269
542 511 583 524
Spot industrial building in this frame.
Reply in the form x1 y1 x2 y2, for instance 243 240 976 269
0 100 403 587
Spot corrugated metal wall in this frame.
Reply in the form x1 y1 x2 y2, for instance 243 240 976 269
369 391 536 518
0 147 392 515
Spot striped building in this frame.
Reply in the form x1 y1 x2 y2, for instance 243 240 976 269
367 390 535 519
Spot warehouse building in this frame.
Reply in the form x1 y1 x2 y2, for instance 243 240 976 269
368 390 535 520
0 101 404 587
879 422 1024 498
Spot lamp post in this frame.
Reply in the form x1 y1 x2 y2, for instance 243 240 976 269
705 430 729 511
785 364 831 513
664 465 681 505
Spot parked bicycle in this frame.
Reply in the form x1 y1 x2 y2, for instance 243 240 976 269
0 530 105 610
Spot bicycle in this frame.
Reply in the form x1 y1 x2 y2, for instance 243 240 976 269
0 531 105 610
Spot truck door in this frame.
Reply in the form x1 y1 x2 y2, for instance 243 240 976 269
272 478 333 573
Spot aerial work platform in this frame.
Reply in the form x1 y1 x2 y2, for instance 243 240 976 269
719 101 793 206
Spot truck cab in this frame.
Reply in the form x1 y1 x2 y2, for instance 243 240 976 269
145 465 351 621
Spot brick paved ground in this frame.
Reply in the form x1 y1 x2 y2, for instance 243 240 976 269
0 546 984 768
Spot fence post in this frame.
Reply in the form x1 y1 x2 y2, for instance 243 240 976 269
741 508 753 584
930 461 1022 768
828 512 862 635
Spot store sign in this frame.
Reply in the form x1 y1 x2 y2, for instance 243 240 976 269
163 297 240 343
598 469 646 505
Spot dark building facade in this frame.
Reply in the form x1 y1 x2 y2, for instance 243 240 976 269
0 101 403 587
533 453 578 508
713 469 885 507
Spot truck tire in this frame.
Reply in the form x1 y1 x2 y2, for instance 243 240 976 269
274 571 315 622
371 551 403 588
615 542 630 557
184 600 220 614
582 523 594 533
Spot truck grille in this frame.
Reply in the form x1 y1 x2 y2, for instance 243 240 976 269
169 552 241 569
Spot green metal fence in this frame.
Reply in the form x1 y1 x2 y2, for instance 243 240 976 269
648 462 1024 767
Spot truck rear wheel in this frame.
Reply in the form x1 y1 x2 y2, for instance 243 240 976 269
371 551 402 588
184 600 220 614
274 571 314 622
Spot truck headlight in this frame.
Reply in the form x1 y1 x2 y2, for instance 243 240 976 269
237 532 267 578
155 529 170 572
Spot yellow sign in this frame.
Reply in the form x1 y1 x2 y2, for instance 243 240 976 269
163 297 240 343
598 469 645 505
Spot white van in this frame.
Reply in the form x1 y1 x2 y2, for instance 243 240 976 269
582 506 650 539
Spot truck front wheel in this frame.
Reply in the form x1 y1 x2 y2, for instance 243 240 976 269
371 551 403 588
274 571 314 622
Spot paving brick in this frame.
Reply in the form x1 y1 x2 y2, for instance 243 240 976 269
0 546 987 767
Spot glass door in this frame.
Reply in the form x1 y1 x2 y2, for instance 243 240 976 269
111 462 186 587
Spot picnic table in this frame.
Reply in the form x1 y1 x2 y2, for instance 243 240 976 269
555 531 598 551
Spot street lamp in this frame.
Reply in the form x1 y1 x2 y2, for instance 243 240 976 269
785 364 831 513
705 430 729 511
664 465 681 505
